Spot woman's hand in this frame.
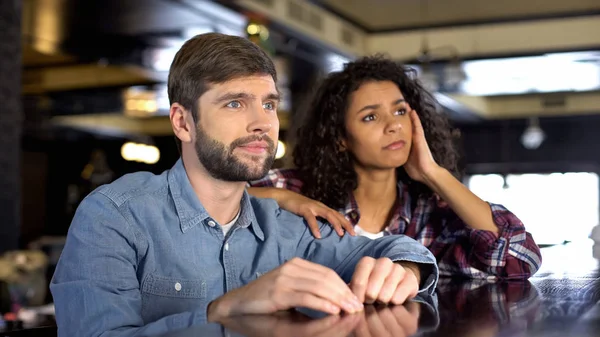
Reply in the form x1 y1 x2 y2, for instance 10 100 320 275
278 190 356 238
404 110 441 184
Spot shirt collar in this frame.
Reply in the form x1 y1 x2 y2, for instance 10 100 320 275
168 158 264 240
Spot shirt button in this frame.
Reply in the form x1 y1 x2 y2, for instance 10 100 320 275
207 220 216 227
224 242 229 251
174 282 182 292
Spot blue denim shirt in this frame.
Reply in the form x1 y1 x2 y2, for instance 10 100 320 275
50 159 439 337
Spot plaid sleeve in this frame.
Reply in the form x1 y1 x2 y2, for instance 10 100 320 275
247 168 304 193
468 203 542 279
425 202 542 280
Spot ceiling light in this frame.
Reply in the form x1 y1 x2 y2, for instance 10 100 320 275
521 117 545 150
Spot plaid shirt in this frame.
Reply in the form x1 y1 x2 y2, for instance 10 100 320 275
249 168 542 280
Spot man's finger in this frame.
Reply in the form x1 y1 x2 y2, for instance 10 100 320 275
285 259 360 311
286 277 362 313
350 257 376 303
390 275 419 305
377 264 405 304
363 259 394 304
285 292 342 315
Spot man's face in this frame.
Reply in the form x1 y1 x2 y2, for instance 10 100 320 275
193 75 280 182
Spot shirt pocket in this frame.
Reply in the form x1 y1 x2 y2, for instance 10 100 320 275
140 273 207 323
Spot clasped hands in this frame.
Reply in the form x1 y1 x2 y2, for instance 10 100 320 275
208 256 420 322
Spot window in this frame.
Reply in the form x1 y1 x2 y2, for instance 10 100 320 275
467 173 599 245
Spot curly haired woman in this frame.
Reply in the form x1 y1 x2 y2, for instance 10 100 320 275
249 55 541 280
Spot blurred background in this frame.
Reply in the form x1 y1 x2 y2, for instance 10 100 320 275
1 0 600 328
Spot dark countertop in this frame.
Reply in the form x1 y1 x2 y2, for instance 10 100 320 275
5 240 599 337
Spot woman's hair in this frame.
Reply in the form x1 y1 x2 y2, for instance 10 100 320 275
293 54 461 209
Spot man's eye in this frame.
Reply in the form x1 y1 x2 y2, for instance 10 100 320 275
263 102 275 110
226 101 241 109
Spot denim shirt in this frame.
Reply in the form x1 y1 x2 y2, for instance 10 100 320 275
50 159 439 337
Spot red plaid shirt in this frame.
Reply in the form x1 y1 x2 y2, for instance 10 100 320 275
249 168 542 280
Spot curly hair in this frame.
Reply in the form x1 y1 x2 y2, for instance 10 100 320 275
293 55 461 210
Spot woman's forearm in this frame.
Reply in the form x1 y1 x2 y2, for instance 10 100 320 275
423 167 499 235
246 187 286 202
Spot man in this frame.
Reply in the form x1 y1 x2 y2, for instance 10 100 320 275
50 33 439 337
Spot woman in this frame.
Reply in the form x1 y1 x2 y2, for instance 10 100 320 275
248 55 541 279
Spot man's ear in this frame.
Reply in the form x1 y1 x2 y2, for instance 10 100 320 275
170 103 194 145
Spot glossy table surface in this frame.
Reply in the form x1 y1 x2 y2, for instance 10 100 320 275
5 240 599 337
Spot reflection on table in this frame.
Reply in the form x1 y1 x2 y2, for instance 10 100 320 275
4 241 600 337
156 294 438 337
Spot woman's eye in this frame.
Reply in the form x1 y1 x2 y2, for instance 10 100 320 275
226 101 241 109
362 114 376 122
395 109 407 115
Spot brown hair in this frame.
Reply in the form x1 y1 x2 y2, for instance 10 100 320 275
168 32 277 152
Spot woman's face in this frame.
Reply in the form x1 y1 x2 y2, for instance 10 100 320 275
342 80 413 170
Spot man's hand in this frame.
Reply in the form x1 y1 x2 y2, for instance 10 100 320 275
207 258 364 322
350 257 420 305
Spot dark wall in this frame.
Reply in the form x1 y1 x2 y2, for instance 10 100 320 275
457 114 600 175
21 133 180 241
0 0 22 253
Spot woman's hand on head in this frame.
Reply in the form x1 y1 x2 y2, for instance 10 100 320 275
404 110 441 184
278 190 355 238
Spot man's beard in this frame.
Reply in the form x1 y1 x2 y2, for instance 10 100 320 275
194 125 276 182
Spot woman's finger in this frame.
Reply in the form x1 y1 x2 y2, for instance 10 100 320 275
337 213 356 236
319 209 345 236
301 211 322 239
410 110 425 137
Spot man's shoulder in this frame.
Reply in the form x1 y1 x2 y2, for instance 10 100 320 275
248 194 281 218
92 170 169 208
248 194 319 235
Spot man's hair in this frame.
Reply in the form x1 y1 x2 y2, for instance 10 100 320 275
168 33 277 152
